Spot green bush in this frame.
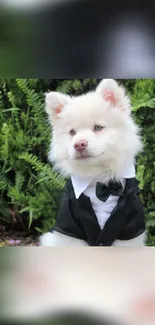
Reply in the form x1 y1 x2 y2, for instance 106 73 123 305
0 79 155 244
131 80 155 245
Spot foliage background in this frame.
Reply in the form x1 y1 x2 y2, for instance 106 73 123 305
0 79 155 245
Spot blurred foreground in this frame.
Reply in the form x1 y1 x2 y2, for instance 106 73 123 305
0 248 155 325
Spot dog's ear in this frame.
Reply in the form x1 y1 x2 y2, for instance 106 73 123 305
45 92 71 121
96 79 130 113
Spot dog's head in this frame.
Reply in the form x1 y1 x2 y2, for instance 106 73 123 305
45 79 142 178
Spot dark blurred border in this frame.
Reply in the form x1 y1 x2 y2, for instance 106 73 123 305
0 310 121 325
0 0 155 78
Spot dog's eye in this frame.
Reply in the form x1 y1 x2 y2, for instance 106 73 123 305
69 129 76 136
94 125 104 132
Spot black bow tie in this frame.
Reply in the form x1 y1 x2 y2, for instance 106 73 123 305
96 181 124 202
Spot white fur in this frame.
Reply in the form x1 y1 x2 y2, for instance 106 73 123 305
40 79 144 247
96 79 130 113
40 231 88 246
45 79 142 179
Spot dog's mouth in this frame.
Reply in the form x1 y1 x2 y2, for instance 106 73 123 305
77 156 90 160
75 153 93 160
73 150 103 161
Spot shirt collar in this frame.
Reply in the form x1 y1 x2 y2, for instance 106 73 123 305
71 164 136 199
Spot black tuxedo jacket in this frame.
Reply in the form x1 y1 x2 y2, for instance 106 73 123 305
51 178 146 246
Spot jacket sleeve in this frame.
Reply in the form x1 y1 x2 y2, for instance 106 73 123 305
118 186 146 241
53 191 87 241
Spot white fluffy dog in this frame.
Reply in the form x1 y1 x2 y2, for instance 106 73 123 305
40 79 146 246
